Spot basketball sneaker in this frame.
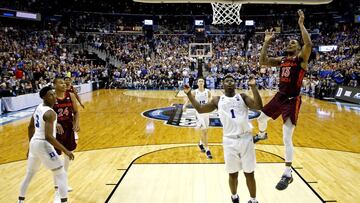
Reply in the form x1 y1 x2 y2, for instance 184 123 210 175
275 175 293 190
205 150 212 159
68 186 73 192
231 195 239 203
253 132 268 143
54 189 60 203
248 200 258 203
231 196 240 203
198 143 206 153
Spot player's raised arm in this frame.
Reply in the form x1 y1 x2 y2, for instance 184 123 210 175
298 10 313 66
241 75 263 110
184 85 218 113
259 29 282 67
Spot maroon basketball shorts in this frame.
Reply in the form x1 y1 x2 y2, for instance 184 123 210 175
55 122 77 154
262 92 302 125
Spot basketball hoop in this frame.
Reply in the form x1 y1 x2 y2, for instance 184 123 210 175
211 2 242 25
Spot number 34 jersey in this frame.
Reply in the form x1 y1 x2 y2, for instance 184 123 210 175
53 91 74 124
32 103 57 140
218 94 251 138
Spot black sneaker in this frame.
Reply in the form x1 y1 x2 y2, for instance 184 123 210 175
205 150 212 159
248 200 258 203
231 195 239 203
275 175 293 190
198 143 206 153
253 133 268 143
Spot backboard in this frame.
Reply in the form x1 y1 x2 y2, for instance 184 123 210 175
189 43 212 59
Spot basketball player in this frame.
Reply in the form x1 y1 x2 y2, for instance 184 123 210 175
64 77 85 109
183 78 213 159
253 10 312 190
184 74 262 203
18 86 74 203
53 78 80 192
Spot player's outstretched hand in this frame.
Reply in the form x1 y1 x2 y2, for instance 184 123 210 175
184 84 191 95
65 150 75 160
264 28 275 42
298 10 305 25
248 75 256 87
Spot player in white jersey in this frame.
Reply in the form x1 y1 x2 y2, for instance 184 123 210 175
183 78 213 158
18 86 74 203
184 74 263 203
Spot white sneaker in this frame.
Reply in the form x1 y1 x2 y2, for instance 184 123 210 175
54 190 60 203
68 186 73 192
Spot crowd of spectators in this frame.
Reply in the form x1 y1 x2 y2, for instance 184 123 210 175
0 27 107 97
88 25 359 99
1 0 359 100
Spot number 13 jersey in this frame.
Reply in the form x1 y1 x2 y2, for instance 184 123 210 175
218 94 251 138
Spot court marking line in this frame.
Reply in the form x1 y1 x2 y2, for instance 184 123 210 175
104 145 326 203
2 143 359 165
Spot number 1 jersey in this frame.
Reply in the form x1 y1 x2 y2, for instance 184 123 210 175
218 94 251 138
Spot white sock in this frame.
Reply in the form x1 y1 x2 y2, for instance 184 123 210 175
284 166 292 177
205 147 210 151
250 197 257 203
258 131 266 137
231 194 239 199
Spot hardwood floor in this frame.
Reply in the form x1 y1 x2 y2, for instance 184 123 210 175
0 89 359 202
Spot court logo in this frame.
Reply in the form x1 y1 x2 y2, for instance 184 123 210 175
142 104 260 127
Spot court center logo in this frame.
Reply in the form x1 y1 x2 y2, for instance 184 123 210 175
142 104 260 127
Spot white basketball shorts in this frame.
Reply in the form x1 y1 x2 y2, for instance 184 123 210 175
196 112 210 129
28 139 63 170
223 133 256 174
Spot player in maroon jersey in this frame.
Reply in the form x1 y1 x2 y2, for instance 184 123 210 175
254 10 312 190
53 78 80 192
64 77 85 109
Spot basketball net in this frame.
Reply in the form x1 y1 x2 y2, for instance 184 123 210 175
211 2 242 25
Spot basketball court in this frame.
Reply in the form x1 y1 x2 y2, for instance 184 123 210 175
1 89 359 202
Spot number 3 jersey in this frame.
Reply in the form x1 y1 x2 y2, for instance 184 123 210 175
279 56 306 97
53 91 74 125
32 103 57 140
218 94 251 138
